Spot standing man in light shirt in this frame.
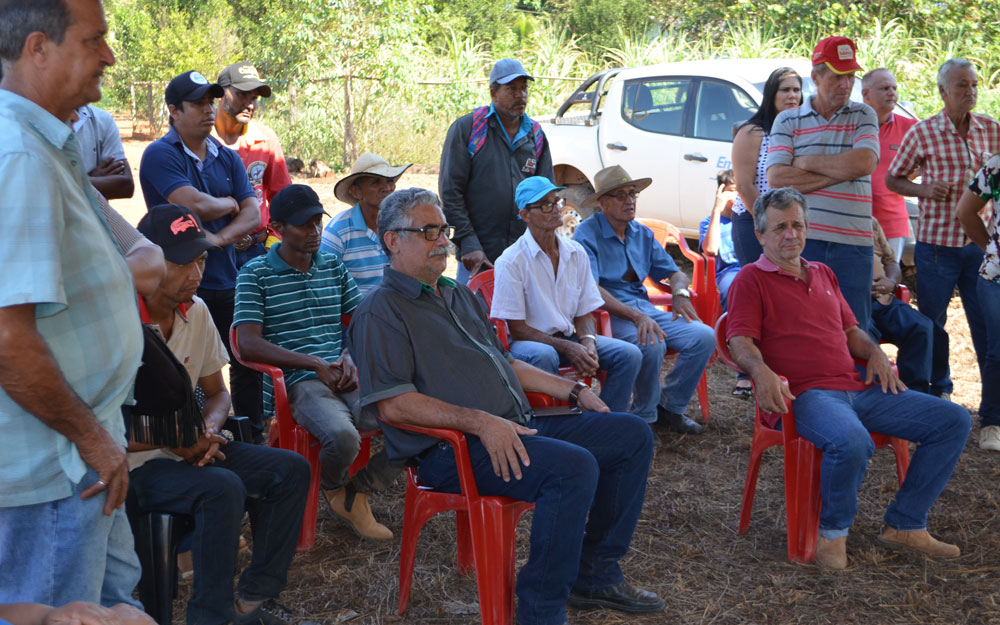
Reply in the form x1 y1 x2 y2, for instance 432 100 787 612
862 68 916 262
886 58 1000 400
766 35 880 332
0 0 144 607
321 153 411 294
73 103 134 200
212 61 292 256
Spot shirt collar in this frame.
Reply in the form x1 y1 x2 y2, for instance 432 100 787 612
72 105 92 133
349 203 371 233
595 212 638 241
487 102 531 133
0 90 74 151
524 228 572 259
931 109 986 135
753 253 814 278
381 266 458 299
264 242 324 274
137 294 191 324
165 127 220 162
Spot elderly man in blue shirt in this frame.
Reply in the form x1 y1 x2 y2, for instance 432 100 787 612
573 166 715 433
0 0 144 608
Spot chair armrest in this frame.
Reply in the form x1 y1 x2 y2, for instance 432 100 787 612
490 317 512 349
592 309 612 337
376 416 482 498
894 284 910 304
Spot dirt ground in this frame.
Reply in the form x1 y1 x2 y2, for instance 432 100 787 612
115 131 999 625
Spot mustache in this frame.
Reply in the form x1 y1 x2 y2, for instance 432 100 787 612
428 245 452 258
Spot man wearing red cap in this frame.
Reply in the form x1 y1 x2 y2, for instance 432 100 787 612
766 36 880 333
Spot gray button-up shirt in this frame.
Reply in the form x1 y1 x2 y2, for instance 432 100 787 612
349 267 532 460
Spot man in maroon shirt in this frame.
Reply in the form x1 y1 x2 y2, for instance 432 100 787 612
726 187 969 570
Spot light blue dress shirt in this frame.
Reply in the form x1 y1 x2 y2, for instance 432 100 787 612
0 90 143 507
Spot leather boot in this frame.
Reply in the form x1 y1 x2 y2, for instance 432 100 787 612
815 536 847 570
878 527 960 558
325 487 393 540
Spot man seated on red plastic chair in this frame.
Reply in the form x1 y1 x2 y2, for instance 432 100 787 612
726 187 970 570
129 205 310 625
491 176 642 413
349 188 663 625
234 185 401 541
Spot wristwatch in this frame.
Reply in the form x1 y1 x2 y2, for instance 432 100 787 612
568 381 588 407
674 287 691 298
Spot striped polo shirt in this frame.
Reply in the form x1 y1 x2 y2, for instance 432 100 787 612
320 203 388 295
766 97 880 246
234 243 363 411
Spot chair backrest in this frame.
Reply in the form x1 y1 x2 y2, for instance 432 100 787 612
713 313 741 373
467 269 495 307
229 325 295 447
636 217 719 324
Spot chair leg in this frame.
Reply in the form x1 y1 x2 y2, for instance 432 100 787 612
348 435 371 479
295 429 321 552
697 373 710 423
889 438 910 485
784 439 821 563
738 440 767 534
468 500 530 625
455 510 474 574
148 513 177 625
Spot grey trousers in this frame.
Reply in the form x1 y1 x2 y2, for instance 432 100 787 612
288 378 403 493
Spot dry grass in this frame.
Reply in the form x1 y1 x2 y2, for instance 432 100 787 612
112 133 1000 625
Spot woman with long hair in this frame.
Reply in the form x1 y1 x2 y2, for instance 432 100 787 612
730 67 803 265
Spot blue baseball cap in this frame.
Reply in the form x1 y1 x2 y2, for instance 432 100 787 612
489 58 534 85
515 177 565 211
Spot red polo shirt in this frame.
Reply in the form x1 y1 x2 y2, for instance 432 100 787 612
871 113 917 239
726 256 867 400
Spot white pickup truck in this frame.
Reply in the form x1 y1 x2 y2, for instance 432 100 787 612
541 58 918 251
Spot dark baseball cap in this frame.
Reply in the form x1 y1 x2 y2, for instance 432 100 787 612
270 184 329 226
137 204 218 265
164 71 224 106
217 62 272 98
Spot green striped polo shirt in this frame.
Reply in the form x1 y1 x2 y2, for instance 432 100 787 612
234 243 363 412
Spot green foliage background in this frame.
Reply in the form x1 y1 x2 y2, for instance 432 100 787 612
102 0 1000 167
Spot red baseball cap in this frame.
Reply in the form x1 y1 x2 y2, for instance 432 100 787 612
811 36 863 74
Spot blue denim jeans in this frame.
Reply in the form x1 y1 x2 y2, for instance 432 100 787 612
791 387 969 538
731 210 763 267
976 277 1000 427
509 335 642 413
417 411 653 625
716 264 741 312
129 442 310 625
802 239 874 333
870 298 934 393
914 241 988 395
0 467 142 608
608 298 715 422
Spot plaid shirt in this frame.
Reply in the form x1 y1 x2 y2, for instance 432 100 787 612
888 110 1000 247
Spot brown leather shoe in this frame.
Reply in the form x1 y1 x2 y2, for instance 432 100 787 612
878 527 960 558
325 488 393 540
815 536 847 570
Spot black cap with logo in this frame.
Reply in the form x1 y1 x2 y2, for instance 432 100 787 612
137 204 219 265
270 184 329 226
217 62 272 98
164 71 225 106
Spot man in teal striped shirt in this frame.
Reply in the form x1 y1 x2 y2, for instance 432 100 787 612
234 184 393 540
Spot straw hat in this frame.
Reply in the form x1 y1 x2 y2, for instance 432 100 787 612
334 153 412 205
582 165 652 208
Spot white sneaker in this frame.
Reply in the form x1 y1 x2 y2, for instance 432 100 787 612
980 425 1000 451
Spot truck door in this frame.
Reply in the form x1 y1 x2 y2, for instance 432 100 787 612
598 77 693 225
677 79 758 233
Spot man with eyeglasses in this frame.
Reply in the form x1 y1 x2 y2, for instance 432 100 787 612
573 166 715 434
491 177 642 413
440 58 553 284
349 187 665 625
233 184 394 540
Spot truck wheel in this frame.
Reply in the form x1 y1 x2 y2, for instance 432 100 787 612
558 184 595 237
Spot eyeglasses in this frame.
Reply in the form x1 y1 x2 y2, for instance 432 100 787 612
526 198 566 213
393 224 454 241
606 190 640 202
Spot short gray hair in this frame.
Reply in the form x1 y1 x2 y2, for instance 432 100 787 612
377 187 441 258
753 187 808 233
0 0 72 62
937 58 974 88
861 68 891 90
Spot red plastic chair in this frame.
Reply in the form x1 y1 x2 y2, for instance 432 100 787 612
713 313 911 563
230 325 374 551
389 392 558 625
632 218 714 423
468 269 611 386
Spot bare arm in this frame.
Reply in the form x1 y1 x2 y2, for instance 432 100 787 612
506 318 598 376
596 284 665 345
0 305 128 514
236 322 352 392
510 359 605 412
732 125 763 214
845 325 905 393
791 148 878 181
208 196 260 247
728 335 796 414
88 157 134 200
885 172 951 201
124 239 166 297
166 185 242 222
767 163 843 194
956 188 990 250
668 270 699 322
702 185 734 256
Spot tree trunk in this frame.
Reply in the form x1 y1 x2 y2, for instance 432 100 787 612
343 73 357 169
289 83 298 126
